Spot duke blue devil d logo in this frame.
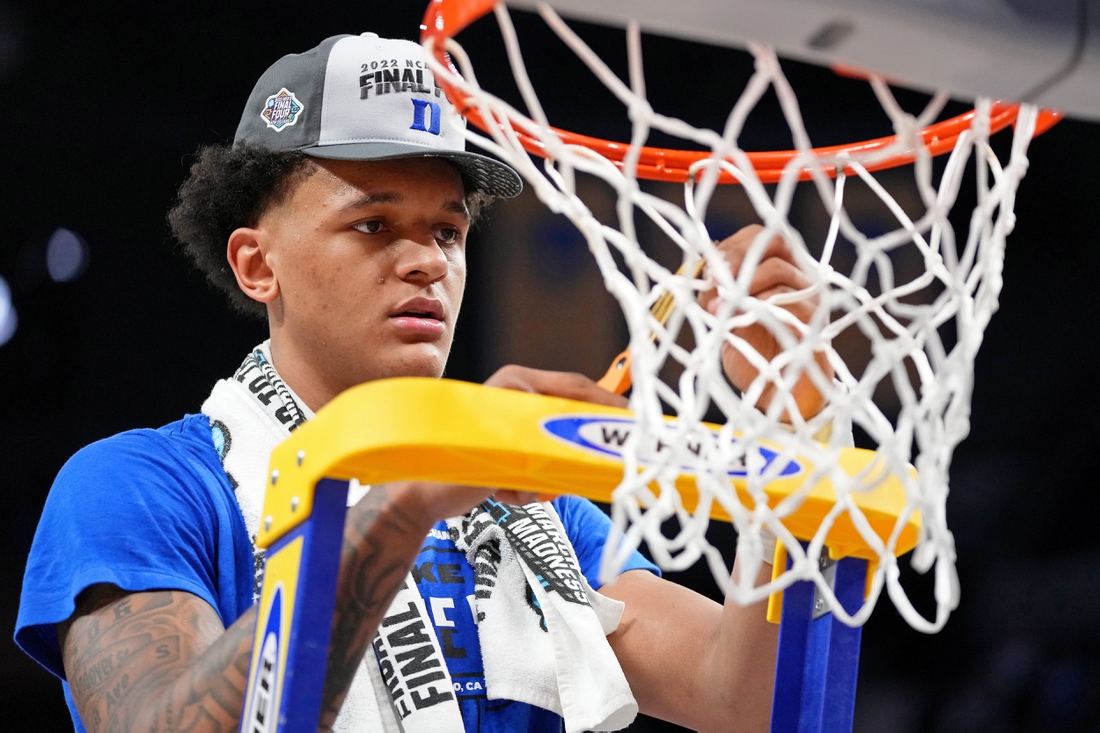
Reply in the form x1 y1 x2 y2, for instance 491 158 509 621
410 99 442 135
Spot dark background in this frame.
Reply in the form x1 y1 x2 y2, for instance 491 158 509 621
2 1 1099 731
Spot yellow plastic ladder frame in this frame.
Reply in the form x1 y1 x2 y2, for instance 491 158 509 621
239 377 919 731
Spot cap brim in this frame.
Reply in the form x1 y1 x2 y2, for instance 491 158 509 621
301 142 522 199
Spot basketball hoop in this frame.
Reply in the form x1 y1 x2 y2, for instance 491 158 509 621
422 0 1061 184
417 0 1053 634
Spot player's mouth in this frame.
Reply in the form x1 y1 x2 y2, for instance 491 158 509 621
389 297 446 336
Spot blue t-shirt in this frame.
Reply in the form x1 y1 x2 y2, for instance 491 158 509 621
16 414 657 732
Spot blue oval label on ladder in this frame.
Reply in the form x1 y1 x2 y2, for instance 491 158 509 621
541 416 802 478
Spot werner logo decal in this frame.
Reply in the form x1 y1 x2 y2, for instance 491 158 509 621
541 416 801 478
246 585 283 733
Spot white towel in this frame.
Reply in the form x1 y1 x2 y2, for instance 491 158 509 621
448 501 636 733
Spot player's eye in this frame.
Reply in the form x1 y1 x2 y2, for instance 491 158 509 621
435 226 462 245
353 220 385 234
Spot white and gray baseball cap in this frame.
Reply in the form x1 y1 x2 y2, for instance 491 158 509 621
234 33 522 198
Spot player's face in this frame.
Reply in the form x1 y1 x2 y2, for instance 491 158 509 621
260 157 469 391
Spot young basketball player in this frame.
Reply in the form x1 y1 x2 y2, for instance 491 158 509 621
16 34 831 733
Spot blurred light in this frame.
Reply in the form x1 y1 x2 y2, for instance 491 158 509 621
46 227 88 282
0 275 16 346
0 5 25 80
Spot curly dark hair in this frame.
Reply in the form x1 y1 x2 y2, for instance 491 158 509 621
168 143 495 318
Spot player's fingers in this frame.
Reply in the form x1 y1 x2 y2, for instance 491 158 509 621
702 228 801 313
747 258 814 299
713 225 799 279
749 289 818 326
485 365 629 409
484 364 535 392
703 259 815 313
524 369 630 408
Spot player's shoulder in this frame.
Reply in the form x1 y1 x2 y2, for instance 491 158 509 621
55 413 222 500
68 413 213 462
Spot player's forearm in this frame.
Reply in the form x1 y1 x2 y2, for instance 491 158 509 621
317 483 437 731
700 554 779 732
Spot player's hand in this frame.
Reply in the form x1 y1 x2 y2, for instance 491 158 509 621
486 365 628 504
699 224 833 420
485 364 630 409
382 480 496 527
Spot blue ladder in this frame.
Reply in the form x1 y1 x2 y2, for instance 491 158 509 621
771 553 866 732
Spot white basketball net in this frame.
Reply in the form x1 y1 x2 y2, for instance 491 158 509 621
427 3 1039 632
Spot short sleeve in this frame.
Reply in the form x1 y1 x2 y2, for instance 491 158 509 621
551 495 660 590
15 425 229 679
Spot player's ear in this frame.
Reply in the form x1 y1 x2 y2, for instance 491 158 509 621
227 227 279 305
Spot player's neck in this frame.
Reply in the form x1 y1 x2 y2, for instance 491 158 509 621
265 333 342 415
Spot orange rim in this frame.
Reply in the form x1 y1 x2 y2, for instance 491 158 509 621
422 0 1062 184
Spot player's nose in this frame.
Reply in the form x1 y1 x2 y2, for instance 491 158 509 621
394 237 449 284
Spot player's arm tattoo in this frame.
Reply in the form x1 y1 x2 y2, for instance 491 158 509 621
60 585 255 733
59 485 432 732
317 484 435 731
